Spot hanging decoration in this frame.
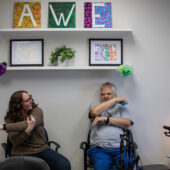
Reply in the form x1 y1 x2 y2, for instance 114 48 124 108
118 65 133 77
0 62 7 77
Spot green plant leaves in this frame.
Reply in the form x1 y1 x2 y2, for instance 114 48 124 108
49 45 76 64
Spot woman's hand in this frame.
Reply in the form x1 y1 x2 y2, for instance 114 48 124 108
25 115 36 134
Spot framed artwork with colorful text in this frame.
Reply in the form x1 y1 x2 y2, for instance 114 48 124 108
89 39 123 66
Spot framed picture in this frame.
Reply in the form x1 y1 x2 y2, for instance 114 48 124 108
10 39 44 66
89 39 123 66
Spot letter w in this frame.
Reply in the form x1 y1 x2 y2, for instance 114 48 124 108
49 4 75 27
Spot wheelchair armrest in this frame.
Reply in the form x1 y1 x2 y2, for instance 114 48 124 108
1 143 8 151
134 142 138 149
80 141 88 151
48 141 61 152
1 143 11 157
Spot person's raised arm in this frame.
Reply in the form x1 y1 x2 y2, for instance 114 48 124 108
0 107 43 133
30 107 44 127
90 96 128 118
0 121 27 132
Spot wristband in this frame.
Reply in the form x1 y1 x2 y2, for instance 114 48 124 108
3 124 6 131
105 117 110 124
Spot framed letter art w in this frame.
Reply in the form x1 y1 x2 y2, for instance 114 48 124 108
48 2 76 28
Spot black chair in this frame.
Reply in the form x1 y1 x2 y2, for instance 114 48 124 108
80 128 141 170
1 128 60 158
0 156 50 170
140 164 169 170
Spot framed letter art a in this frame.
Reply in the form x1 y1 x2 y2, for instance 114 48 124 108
89 39 123 66
10 39 44 66
13 2 41 28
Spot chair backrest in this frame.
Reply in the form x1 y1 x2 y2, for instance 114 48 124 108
0 156 50 170
6 137 12 157
44 128 49 142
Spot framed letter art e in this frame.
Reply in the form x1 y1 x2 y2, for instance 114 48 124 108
84 2 112 28
89 39 123 66
10 39 44 66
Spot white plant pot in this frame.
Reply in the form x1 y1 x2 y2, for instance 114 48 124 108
58 56 68 66
50 61 57 66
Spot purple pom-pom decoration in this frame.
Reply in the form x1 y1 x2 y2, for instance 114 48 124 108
0 62 7 76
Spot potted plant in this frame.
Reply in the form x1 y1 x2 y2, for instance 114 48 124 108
49 45 76 66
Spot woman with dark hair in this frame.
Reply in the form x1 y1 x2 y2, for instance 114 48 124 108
0 90 71 170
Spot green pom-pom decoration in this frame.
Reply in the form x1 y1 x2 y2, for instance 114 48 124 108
118 65 133 77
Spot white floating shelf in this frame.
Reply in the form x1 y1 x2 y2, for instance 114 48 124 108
0 28 132 32
7 66 118 71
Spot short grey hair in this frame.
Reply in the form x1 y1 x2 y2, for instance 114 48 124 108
100 82 116 94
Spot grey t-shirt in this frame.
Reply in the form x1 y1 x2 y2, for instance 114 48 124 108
89 101 132 149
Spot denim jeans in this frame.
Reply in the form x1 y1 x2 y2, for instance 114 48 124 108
29 148 71 170
87 147 134 170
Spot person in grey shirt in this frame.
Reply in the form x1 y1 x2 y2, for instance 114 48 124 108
87 82 133 170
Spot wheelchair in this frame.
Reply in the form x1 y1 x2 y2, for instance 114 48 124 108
1 128 60 158
80 128 142 170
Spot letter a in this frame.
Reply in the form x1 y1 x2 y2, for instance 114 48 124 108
18 4 36 27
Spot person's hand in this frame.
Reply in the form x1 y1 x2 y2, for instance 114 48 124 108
114 96 128 105
92 117 107 126
0 124 3 130
25 115 36 134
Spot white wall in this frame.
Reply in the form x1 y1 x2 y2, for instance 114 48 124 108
0 0 170 169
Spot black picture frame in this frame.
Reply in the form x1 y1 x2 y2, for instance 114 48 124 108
89 39 123 66
10 39 44 66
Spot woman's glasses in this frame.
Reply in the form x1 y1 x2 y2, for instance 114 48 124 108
23 95 33 103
